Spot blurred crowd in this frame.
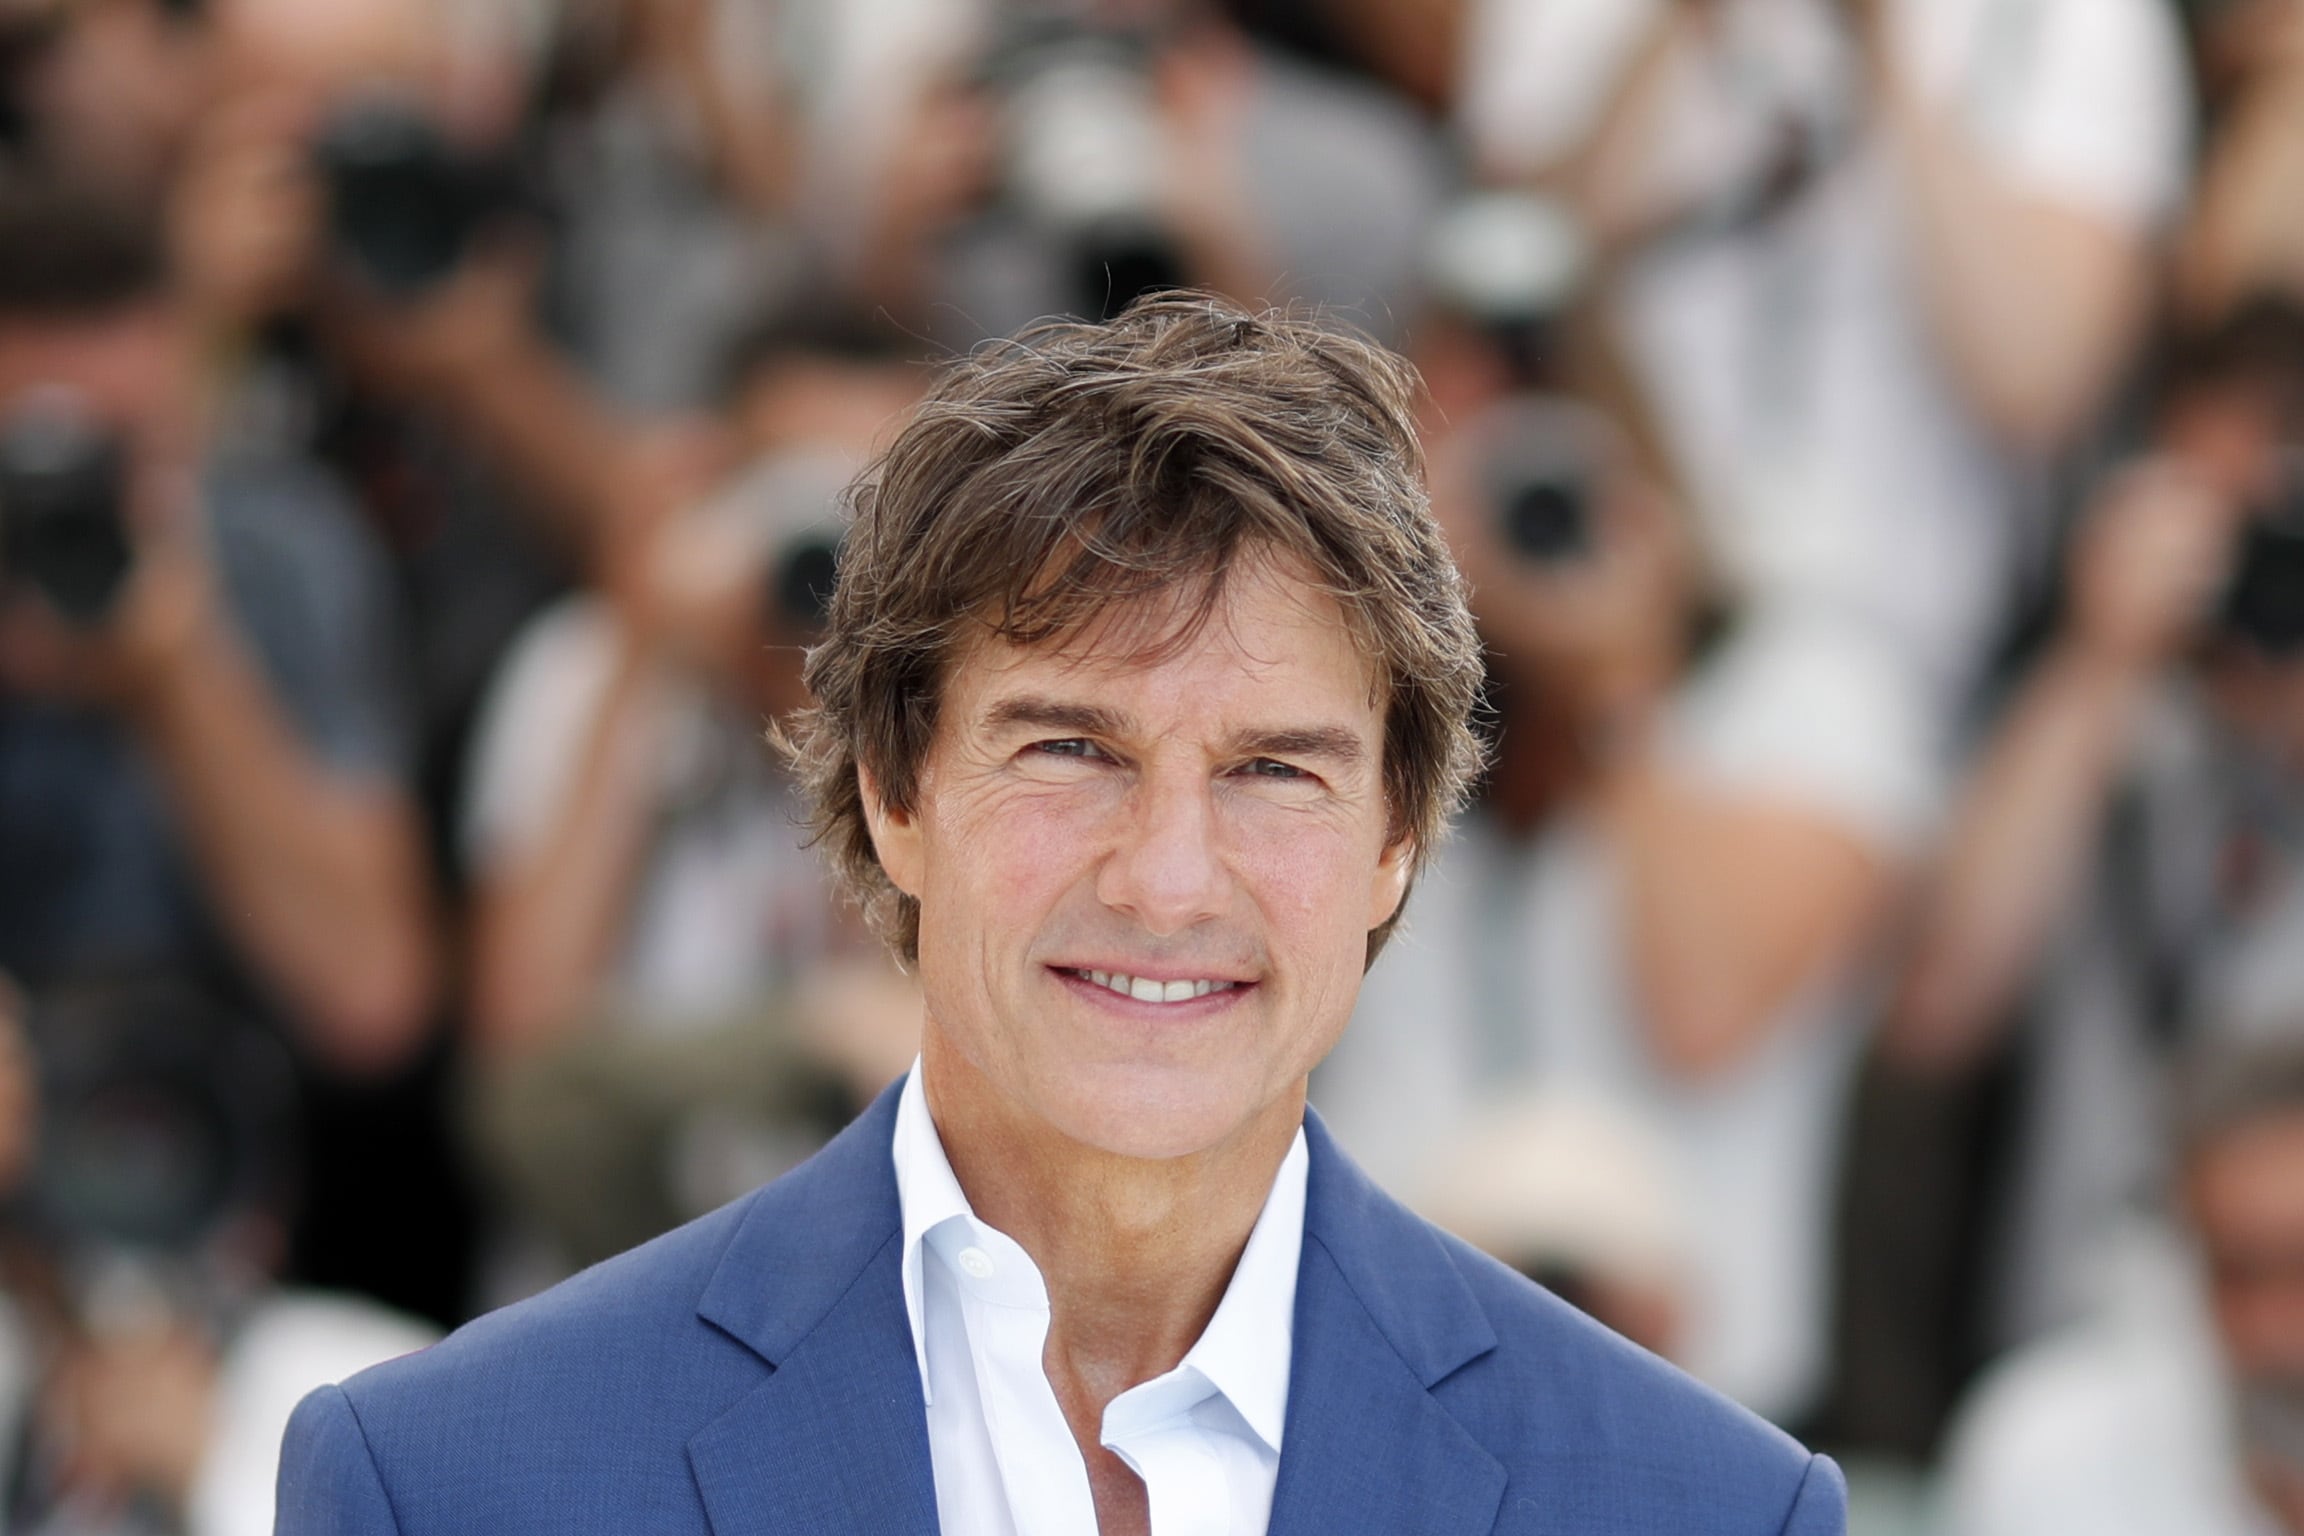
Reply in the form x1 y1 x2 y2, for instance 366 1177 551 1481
0 0 2299 1530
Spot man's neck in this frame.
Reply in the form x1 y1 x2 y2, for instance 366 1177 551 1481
917 1031 1303 1399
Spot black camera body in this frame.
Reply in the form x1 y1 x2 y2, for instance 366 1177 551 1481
25 976 297 1262
314 94 516 299
2219 466 2304 658
767 532 843 634
0 391 134 625
979 10 1186 319
1472 396 1622 566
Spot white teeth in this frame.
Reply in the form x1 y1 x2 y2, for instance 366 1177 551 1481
1074 969 1238 1002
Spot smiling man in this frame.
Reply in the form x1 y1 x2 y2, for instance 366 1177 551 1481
275 294 1844 1535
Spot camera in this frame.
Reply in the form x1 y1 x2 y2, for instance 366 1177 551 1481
980 8 1186 320
1470 396 1624 565
1425 193 1618 562
23 977 296 1261
2218 461 2304 657
768 532 842 633
314 93 517 299
686 451 851 638
0 389 133 625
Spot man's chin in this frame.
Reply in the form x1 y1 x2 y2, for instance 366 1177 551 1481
1035 1062 1295 1166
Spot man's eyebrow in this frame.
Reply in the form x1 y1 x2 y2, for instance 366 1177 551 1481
981 697 1135 739
1228 725 1369 767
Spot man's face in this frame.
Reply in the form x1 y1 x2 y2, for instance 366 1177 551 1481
864 550 1411 1162
2193 1110 2304 1382
2191 1109 2304 1522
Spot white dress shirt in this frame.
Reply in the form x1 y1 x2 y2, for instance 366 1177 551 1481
892 1064 1308 1536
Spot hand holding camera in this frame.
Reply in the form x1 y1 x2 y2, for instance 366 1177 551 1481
2063 457 2249 676
599 448 845 697
169 90 325 341
1434 395 1692 719
0 390 214 709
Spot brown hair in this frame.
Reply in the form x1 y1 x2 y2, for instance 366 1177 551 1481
780 291 1487 964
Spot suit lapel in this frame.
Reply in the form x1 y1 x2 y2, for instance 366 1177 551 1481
1268 1112 1508 1536
685 1083 940 1536
687 1231 939 1536
677 1091 1510 1536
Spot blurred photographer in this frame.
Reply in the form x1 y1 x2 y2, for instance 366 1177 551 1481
1937 1036 2304 1536
456 327 924 1286
0 978 435 1536
1450 2 2195 952
805 0 1444 341
183 0 696 552
1320 223 1900 1424
0 173 435 1080
526 0 808 415
1886 299 2304 1352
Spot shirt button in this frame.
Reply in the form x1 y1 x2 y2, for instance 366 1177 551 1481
956 1246 995 1280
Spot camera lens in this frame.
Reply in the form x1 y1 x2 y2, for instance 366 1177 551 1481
768 535 842 632
2220 507 2304 657
1500 475 1591 563
316 96 494 299
0 390 132 623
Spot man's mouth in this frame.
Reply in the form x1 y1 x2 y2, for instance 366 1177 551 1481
1058 968 1243 1004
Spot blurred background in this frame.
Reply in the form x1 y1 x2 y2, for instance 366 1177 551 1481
0 0 2298 1530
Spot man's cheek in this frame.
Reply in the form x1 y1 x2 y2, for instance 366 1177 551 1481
1231 820 1366 928
962 788 1117 892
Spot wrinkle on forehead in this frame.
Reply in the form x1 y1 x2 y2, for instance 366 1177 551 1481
979 542 1384 708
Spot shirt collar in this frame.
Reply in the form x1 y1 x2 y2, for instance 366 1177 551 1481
893 1060 973 1401
888 1060 1309 1451
1170 1125 1306 1454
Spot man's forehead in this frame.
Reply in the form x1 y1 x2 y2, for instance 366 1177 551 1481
945 558 1384 717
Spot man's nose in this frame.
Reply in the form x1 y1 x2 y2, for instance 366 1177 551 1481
1095 767 1232 937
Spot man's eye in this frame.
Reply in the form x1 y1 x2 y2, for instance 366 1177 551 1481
1240 758 1308 780
1032 738 1106 760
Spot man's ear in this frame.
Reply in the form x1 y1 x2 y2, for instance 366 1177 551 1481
1367 835 1413 931
858 762 925 899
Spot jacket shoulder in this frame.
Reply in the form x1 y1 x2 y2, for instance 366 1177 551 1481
339 1193 762 1426
1434 1228 1842 1534
287 1089 911 1535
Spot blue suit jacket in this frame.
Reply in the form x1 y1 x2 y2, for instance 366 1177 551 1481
277 1083 1844 1534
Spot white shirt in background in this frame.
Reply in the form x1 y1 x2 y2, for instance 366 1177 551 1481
461 596 836 1023
1937 1222 2288 1536
891 1064 1308 1536
1322 813 1865 1425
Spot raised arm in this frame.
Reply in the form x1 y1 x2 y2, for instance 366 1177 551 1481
115 541 437 1075
1855 0 2178 454
0 476 441 1077
1432 427 1894 1082
1884 462 2240 1073
464 613 670 1060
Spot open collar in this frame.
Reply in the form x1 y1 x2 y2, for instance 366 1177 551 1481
685 1084 1507 1536
891 1062 1307 1453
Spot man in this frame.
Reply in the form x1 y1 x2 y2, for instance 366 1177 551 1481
276 294 1843 1534
1938 1034 2304 1536
0 175 436 1078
